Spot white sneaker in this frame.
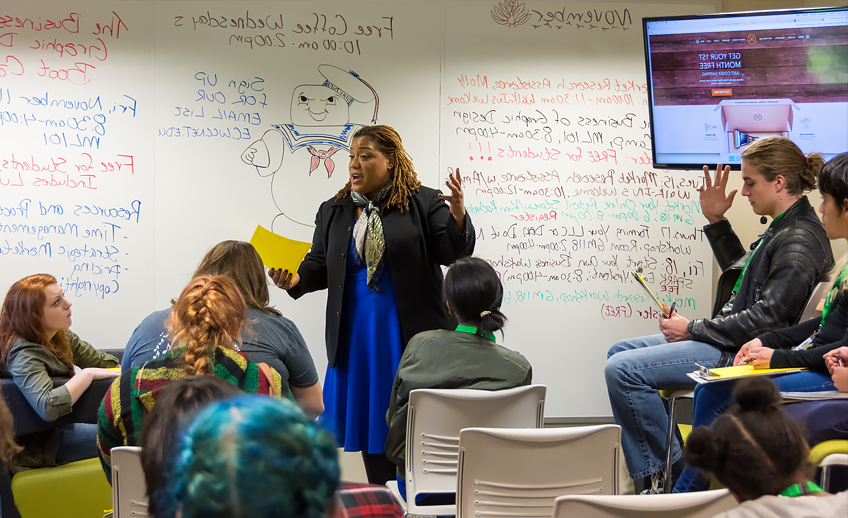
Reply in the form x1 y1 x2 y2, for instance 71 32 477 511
640 471 665 495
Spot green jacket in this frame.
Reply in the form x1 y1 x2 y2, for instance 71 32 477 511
4 330 118 422
384 329 532 475
3 330 118 468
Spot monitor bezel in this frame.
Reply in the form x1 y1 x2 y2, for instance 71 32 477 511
642 5 848 170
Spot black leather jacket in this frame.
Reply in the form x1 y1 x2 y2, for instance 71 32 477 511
688 196 833 359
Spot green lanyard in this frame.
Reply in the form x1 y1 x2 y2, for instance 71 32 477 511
732 211 787 294
821 264 848 326
778 481 824 497
455 324 496 342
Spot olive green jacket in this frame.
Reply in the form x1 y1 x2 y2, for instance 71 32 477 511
3 330 118 468
384 329 532 476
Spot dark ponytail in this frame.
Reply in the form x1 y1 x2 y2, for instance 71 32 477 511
683 377 810 501
444 257 508 334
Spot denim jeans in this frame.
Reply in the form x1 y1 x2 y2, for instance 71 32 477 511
673 371 835 493
605 334 722 479
54 423 99 465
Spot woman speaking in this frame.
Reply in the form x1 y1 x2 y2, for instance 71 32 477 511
271 125 475 483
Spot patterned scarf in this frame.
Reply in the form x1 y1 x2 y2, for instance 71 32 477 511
351 181 393 290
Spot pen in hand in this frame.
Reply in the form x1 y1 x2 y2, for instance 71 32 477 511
667 301 677 318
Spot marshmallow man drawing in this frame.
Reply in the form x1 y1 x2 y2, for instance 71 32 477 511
241 64 378 233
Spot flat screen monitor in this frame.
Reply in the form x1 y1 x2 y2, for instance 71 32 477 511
643 6 848 170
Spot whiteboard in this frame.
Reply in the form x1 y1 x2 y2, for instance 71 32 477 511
0 0 714 417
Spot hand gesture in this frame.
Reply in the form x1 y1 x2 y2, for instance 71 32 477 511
747 342 774 369
659 303 692 342
824 346 848 374
734 339 758 366
81 367 121 380
269 268 300 290
439 168 467 233
697 164 737 224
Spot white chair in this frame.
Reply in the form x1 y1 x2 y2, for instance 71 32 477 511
552 489 738 518
660 387 695 493
799 281 828 323
111 446 149 518
456 425 621 518
389 384 546 516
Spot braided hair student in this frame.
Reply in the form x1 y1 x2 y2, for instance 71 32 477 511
683 377 847 517
96 275 282 481
270 125 475 484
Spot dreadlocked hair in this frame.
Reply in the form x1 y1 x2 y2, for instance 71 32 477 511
335 125 421 212
168 275 246 376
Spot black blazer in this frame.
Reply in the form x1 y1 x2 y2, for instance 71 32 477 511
288 186 475 367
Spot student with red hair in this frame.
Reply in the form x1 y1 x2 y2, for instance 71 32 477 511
0 274 120 468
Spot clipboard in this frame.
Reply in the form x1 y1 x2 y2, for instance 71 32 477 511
632 267 669 317
686 365 806 384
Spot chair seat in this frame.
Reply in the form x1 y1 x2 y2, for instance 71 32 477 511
659 388 695 399
12 458 112 518
809 440 848 466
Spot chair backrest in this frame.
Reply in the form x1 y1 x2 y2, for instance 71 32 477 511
111 446 149 518
405 385 546 515
456 425 621 518
552 489 738 518
799 281 828 324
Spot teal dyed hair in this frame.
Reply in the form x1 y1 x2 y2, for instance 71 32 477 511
166 395 340 518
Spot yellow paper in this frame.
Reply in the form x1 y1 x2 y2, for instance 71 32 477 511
249 225 312 273
709 365 802 378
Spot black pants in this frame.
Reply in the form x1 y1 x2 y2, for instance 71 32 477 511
361 452 397 485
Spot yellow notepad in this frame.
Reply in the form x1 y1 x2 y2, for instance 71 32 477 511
708 365 802 378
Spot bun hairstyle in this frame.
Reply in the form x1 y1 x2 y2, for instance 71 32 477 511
0 273 74 376
444 257 507 334
141 376 243 518
169 275 246 376
167 395 339 518
683 377 810 501
741 137 822 195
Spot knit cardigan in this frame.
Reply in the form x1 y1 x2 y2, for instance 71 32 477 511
96 345 281 481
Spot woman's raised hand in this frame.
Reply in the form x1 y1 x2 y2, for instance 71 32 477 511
439 167 467 233
269 268 300 290
698 164 737 224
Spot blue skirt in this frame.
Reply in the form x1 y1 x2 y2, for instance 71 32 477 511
320 238 404 453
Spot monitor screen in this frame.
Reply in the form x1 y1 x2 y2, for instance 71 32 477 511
643 6 848 170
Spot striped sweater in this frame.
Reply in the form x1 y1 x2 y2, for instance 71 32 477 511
96 345 282 481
